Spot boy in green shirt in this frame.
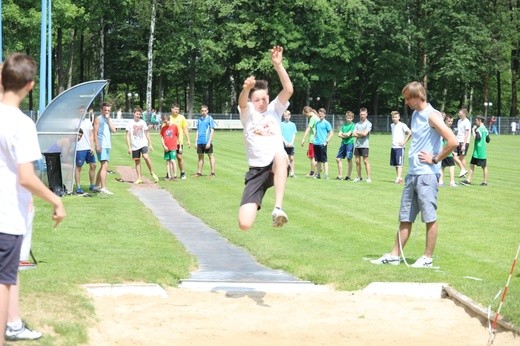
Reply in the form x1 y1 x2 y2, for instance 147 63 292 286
460 116 490 186
335 111 355 180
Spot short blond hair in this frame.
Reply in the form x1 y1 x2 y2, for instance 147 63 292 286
402 81 426 101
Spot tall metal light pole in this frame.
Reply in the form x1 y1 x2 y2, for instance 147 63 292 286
484 102 493 117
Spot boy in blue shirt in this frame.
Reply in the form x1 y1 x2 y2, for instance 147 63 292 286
313 108 333 179
195 105 215 177
281 110 297 177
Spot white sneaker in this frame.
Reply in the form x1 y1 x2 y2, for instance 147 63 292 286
353 177 362 182
99 187 114 195
366 178 372 183
271 208 288 228
92 186 101 192
458 169 468 178
449 182 457 187
411 255 433 268
371 253 400 265
6 322 43 341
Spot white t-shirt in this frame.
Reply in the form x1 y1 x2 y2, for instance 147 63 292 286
391 121 411 148
76 118 93 151
0 103 42 235
240 96 289 167
457 118 471 143
126 119 149 150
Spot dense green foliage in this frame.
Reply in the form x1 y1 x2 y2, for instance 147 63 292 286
2 1 520 115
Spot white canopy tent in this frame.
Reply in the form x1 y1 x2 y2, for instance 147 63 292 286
36 80 109 195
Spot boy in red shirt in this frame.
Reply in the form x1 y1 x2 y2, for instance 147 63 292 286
160 114 179 180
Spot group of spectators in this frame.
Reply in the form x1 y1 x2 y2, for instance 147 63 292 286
74 103 217 195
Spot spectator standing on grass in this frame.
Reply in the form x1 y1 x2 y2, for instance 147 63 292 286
455 108 471 178
335 111 355 180
371 81 457 268
169 104 191 179
300 106 318 177
313 108 333 179
125 107 159 184
160 114 179 180
281 110 297 177
0 53 66 345
511 121 517 135
195 105 216 177
489 115 498 135
439 115 457 187
353 107 372 183
238 46 293 231
93 102 116 194
390 111 412 184
75 107 97 194
460 116 490 187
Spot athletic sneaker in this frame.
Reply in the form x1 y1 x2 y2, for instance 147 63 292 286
89 184 96 192
181 173 187 180
19 260 36 271
353 177 362 182
272 208 288 228
152 173 159 182
314 174 321 179
460 179 471 186
411 255 433 268
370 253 400 265
76 187 84 194
458 169 468 178
480 182 488 186
344 176 352 181
6 322 42 341
91 186 101 192
449 182 457 187
366 178 372 183
134 179 143 184
99 187 114 195
336 176 343 180
306 171 315 178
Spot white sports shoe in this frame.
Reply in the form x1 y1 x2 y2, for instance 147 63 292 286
353 177 362 182
6 322 43 341
99 187 114 195
271 208 288 228
458 169 468 178
366 177 372 183
411 255 433 268
371 253 400 265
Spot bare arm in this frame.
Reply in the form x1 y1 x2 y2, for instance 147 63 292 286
145 129 153 151
183 125 191 148
301 126 311 146
271 46 293 105
239 76 256 122
18 162 65 227
93 117 100 152
126 130 132 154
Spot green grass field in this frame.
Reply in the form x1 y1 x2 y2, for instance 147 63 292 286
23 130 520 344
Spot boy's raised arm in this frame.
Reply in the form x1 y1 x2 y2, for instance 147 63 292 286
271 46 293 105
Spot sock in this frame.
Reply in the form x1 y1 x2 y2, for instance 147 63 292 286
8 319 23 330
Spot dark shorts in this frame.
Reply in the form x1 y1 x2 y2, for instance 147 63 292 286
76 149 96 167
354 147 369 158
132 146 149 159
390 148 404 167
441 156 455 167
336 143 354 160
470 157 487 167
313 144 328 163
306 143 315 159
0 233 22 285
197 143 214 155
456 142 469 156
177 144 184 157
284 146 295 156
240 163 274 210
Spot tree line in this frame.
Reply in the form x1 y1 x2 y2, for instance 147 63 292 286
2 0 519 118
